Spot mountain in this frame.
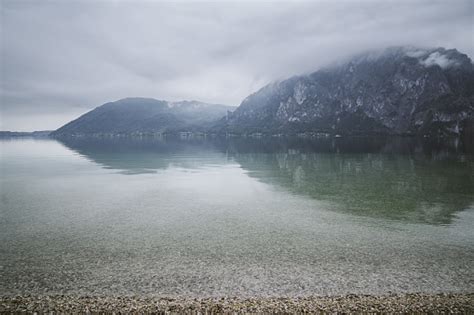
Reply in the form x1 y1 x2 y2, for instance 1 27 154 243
218 47 474 137
52 47 473 138
52 98 233 137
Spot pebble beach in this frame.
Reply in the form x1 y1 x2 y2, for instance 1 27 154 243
1 293 473 313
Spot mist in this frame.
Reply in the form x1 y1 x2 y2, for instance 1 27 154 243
1 0 473 131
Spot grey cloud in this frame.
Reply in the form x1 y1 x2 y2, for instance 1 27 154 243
1 0 473 131
421 52 461 69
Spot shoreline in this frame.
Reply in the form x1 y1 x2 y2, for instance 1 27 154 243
1 293 473 313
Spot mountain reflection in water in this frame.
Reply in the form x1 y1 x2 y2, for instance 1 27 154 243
58 136 474 225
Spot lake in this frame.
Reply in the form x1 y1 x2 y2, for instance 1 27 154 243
1 136 473 297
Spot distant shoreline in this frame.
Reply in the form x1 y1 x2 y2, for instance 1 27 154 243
1 293 473 313
0 130 52 138
2 128 473 141
2 130 470 140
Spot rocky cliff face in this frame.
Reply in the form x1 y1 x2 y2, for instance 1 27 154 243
221 47 474 136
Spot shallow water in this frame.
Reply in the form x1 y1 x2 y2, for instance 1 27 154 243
1 137 473 297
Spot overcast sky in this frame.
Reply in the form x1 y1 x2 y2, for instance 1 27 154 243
1 0 473 131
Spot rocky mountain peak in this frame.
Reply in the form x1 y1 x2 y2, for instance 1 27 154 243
221 46 474 137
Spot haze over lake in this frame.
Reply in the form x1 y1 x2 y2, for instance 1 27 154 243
1 137 473 297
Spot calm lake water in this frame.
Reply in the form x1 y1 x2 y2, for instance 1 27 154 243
1 136 473 297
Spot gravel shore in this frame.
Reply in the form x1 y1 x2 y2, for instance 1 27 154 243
1 293 473 313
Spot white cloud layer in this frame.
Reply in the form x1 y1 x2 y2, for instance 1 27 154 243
1 0 473 130
421 52 461 69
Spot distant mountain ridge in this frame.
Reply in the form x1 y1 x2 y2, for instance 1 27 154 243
52 98 233 137
52 46 474 138
217 46 474 137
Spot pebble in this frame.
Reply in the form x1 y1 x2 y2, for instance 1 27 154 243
0 293 472 313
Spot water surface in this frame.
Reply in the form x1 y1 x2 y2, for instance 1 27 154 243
1 137 473 296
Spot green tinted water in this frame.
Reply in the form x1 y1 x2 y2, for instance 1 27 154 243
1 137 473 296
